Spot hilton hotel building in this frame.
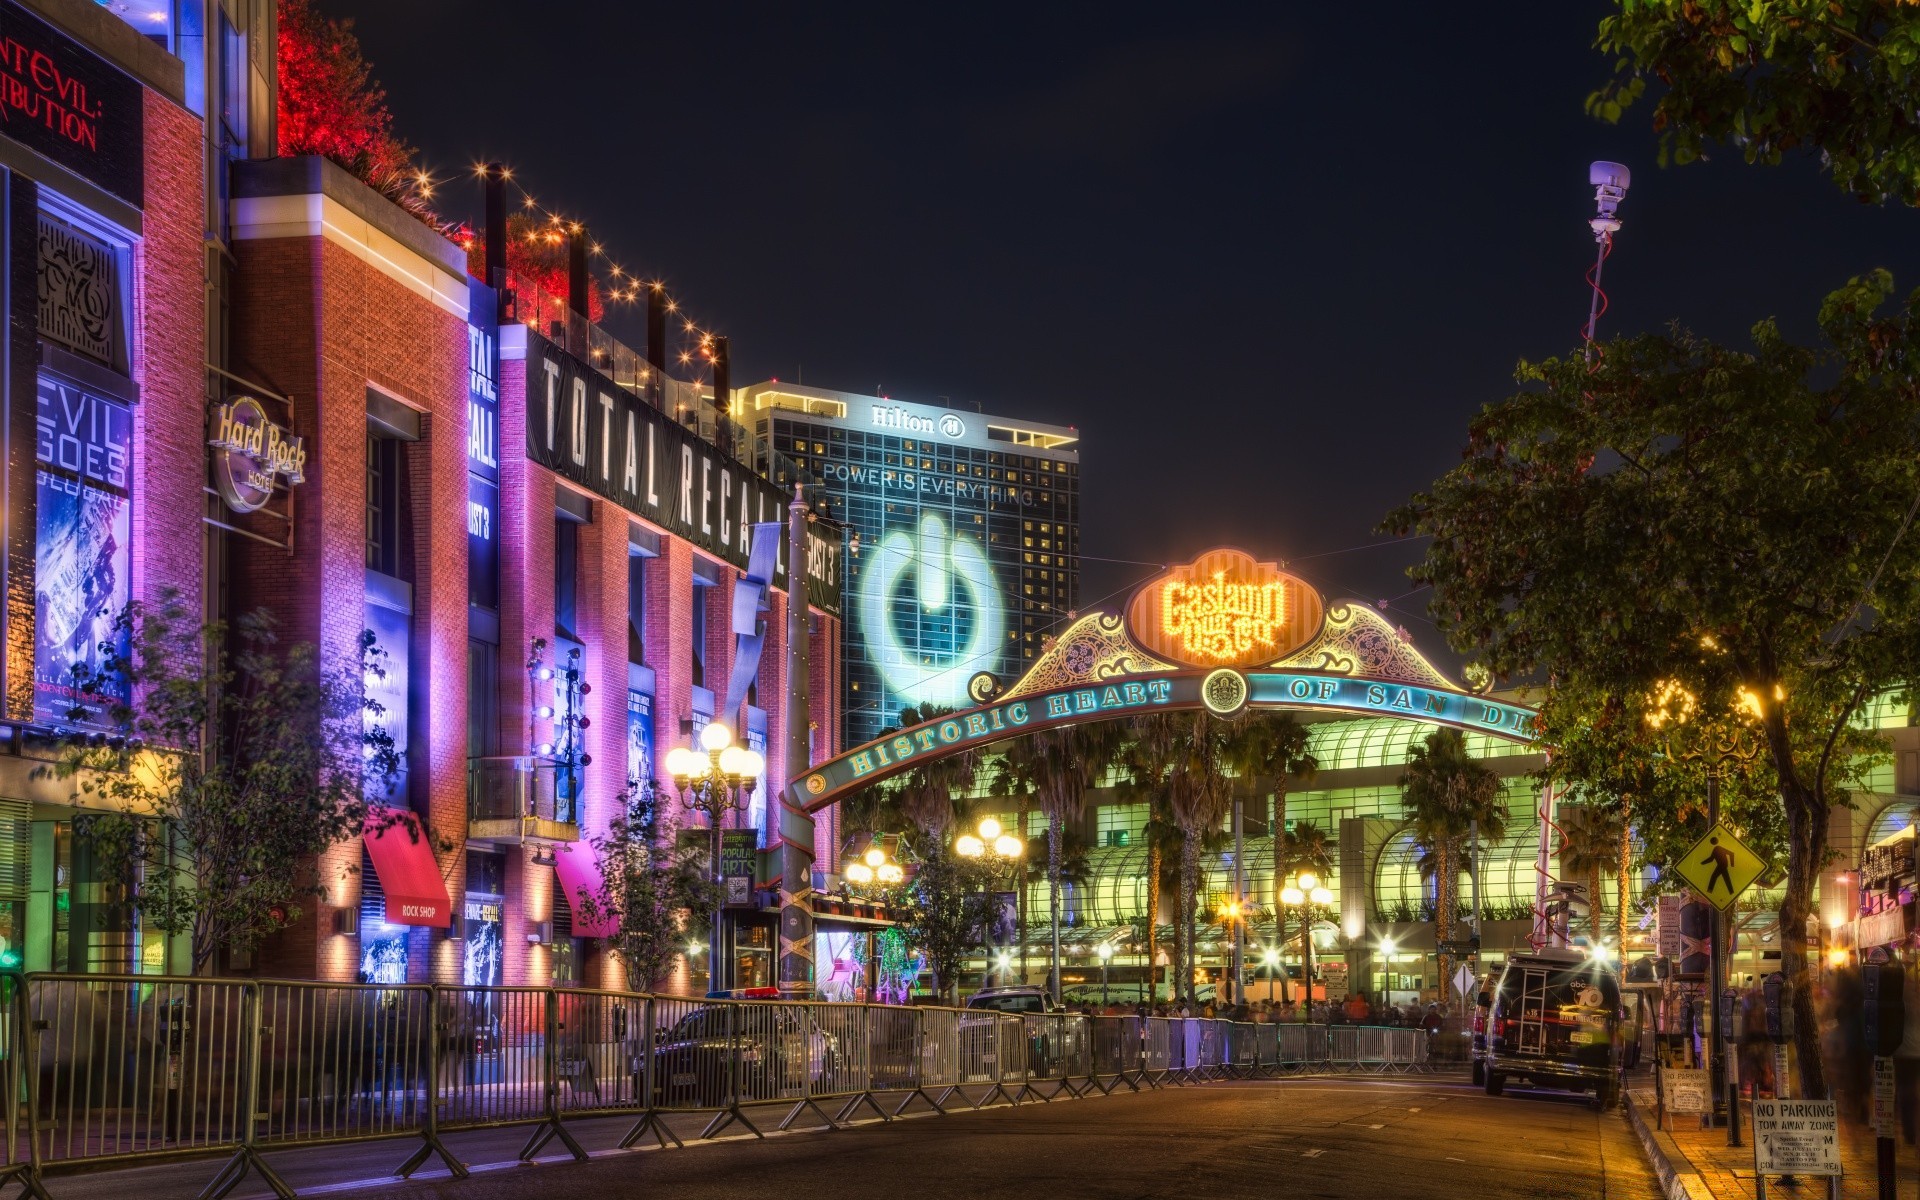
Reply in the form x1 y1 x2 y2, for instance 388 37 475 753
744 383 1079 750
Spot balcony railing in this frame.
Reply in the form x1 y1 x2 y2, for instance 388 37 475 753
467 756 578 844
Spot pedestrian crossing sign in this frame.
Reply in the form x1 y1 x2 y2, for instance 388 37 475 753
1673 822 1769 911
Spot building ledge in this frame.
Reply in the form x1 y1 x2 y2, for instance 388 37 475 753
467 817 580 846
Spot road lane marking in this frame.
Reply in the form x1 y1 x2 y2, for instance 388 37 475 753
1446 1157 1466 1163
1302 1149 1325 1158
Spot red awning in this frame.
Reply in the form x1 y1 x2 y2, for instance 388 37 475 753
553 844 616 937
362 810 451 928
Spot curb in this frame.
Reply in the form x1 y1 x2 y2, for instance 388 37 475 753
1624 1094 1715 1200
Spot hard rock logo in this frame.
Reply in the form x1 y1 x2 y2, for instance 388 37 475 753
209 396 306 514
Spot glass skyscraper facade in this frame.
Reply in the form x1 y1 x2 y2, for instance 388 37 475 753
747 383 1080 749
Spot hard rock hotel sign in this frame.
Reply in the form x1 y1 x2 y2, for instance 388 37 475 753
786 547 1539 813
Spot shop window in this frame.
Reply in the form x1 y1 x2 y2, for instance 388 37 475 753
358 848 409 984
554 516 579 640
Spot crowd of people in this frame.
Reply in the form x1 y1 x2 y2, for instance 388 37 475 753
1067 991 1448 1033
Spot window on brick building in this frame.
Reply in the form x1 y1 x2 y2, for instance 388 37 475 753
366 435 404 578
467 639 498 759
554 517 579 641
627 552 646 665
690 576 710 689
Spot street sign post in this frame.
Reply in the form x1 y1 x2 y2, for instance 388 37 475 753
1751 1099 1841 1185
1656 893 1684 960
1674 822 1769 911
1665 1068 1711 1115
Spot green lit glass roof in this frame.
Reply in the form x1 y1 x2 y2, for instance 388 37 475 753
1302 717 1540 772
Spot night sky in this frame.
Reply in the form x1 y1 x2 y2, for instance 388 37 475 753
343 1 1920 650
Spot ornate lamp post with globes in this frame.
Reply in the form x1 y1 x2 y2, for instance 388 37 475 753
956 816 1025 983
664 723 763 996
1279 871 1333 1022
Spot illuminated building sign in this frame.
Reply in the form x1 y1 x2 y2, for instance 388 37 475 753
524 334 842 617
1126 548 1323 668
34 372 128 725
0 1 143 206
796 676 1186 804
209 396 306 514
467 278 499 611
1244 673 1536 739
870 404 964 440
855 512 1004 712
789 670 1536 812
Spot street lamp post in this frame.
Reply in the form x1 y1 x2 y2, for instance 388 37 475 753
1097 941 1114 1006
955 816 1025 988
1281 872 1333 1023
664 723 763 997
1261 947 1280 1004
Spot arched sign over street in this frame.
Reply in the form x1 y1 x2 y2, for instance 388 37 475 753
785 547 1540 815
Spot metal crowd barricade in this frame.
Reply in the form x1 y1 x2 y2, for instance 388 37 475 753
1088 1016 1142 1092
0 974 1476 1200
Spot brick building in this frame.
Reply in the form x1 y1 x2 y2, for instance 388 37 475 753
217 155 844 990
0 0 213 975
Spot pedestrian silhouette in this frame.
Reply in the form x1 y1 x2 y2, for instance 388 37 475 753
1703 836 1735 894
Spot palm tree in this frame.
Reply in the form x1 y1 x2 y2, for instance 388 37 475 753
1401 728 1505 1005
1273 820 1333 1003
994 721 1124 1000
888 704 980 840
1221 713 1319 996
1168 714 1232 1006
1119 713 1185 1001
1557 802 1626 947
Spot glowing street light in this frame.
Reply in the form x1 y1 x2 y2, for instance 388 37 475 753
666 723 762 994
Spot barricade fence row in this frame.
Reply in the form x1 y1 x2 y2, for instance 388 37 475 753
0 971 1430 1196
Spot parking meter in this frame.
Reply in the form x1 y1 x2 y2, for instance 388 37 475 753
1865 961 1905 1057
1720 989 1737 1043
1762 974 1792 1043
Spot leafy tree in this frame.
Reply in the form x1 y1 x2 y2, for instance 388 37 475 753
895 842 996 1005
1557 803 1625 945
1386 276 1918 1094
1400 729 1505 1004
47 592 398 974
1591 1 1920 205
577 777 718 991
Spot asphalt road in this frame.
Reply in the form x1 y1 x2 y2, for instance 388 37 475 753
277 1076 1663 1200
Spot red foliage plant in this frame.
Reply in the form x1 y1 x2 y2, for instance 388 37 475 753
465 212 605 324
276 0 410 175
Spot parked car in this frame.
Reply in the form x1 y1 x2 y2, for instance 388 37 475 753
965 986 1073 1077
1481 949 1624 1108
649 1004 841 1107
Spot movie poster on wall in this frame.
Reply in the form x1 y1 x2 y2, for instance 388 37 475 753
34 373 129 725
626 688 653 788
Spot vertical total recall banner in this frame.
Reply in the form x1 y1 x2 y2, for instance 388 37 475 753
34 373 130 725
467 278 500 612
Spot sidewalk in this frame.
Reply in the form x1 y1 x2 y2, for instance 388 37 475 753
1626 1085 1918 1200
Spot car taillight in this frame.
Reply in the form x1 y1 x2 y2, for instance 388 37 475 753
1497 1018 1517 1041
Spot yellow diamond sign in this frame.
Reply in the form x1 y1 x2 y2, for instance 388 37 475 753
1674 822 1769 911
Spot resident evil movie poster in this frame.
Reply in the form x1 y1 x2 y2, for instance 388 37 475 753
33 373 130 726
